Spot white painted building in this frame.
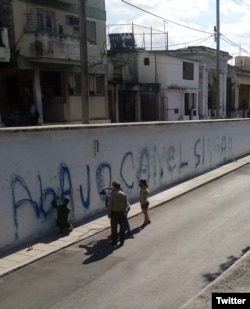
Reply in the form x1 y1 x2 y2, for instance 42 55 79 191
169 46 232 119
137 51 200 121
108 49 200 121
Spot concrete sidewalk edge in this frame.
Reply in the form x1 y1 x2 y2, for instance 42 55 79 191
179 249 250 309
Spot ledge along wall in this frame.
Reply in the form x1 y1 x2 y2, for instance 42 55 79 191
0 119 249 250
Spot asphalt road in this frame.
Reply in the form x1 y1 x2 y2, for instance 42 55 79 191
1 166 250 309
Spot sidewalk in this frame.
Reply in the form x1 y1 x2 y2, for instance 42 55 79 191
180 248 250 309
1 155 250 306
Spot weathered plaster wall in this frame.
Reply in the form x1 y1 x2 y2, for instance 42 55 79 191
0 120 249 250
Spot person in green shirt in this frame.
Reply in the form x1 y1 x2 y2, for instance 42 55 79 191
108 181 128 246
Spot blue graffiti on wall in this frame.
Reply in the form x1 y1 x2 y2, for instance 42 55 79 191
80 165 90 209
59 163 74 211
194 136 233 167
11 174 41 239
120 151 135 189
96 162 112 195
137 147 150 182
11 163 75 239
166 145 177 173
10 136 233 239
152 145 164 181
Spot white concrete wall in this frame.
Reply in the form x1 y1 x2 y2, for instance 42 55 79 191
1 120 250 250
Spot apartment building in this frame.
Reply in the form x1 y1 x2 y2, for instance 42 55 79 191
0 0 108 125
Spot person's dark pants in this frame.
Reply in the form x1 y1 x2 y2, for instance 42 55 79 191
111 211 126 244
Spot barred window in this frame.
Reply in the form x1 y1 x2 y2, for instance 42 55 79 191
65 15 96 44
37 10 55 33
66 15 79 34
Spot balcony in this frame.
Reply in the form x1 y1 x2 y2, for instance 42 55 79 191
19 32 81 64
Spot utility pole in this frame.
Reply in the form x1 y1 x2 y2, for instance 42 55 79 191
79 0 89 124
216 0 220 119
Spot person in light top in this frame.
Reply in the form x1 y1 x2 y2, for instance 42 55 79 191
139 179 151 227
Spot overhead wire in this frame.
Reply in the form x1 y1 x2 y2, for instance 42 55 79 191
169 35 213 48
117 0 250 58
121 0 213 35
221 34 249 54
232 0 250 9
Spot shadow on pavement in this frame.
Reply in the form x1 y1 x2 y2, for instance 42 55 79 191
202 245 250 284
80 225 145 264
80 238 114 264
130 225 144 235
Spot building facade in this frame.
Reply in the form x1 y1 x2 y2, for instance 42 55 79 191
0 0 108 126
227 56 250 118
169 46 232 119
108 45 199 122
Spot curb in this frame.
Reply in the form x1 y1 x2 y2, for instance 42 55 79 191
179 249 250 309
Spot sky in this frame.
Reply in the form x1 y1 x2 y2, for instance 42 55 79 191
105 0 250 64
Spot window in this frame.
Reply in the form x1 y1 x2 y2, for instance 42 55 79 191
36 10 55 33
68 74 106 96
66 15 79 34
183 62 194 80
89 75 104 95
65 16 96 44
95 75 104 95
58 25 63 35
0 31 3 47
144 57 150 65
87 21 96 44
68 73 81 95
113 65 123 80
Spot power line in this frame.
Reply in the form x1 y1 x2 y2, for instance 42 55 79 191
221 34 250 54
121 0 213 35
169 35 213 48
119 0 249 59
232 0 250 9
107 23 165 33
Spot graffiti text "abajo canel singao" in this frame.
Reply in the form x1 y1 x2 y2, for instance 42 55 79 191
11 135 232 238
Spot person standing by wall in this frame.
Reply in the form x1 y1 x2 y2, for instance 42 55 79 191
108 181 128 246
139 179 151 227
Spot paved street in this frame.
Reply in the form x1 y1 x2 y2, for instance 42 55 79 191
1 162 250 309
